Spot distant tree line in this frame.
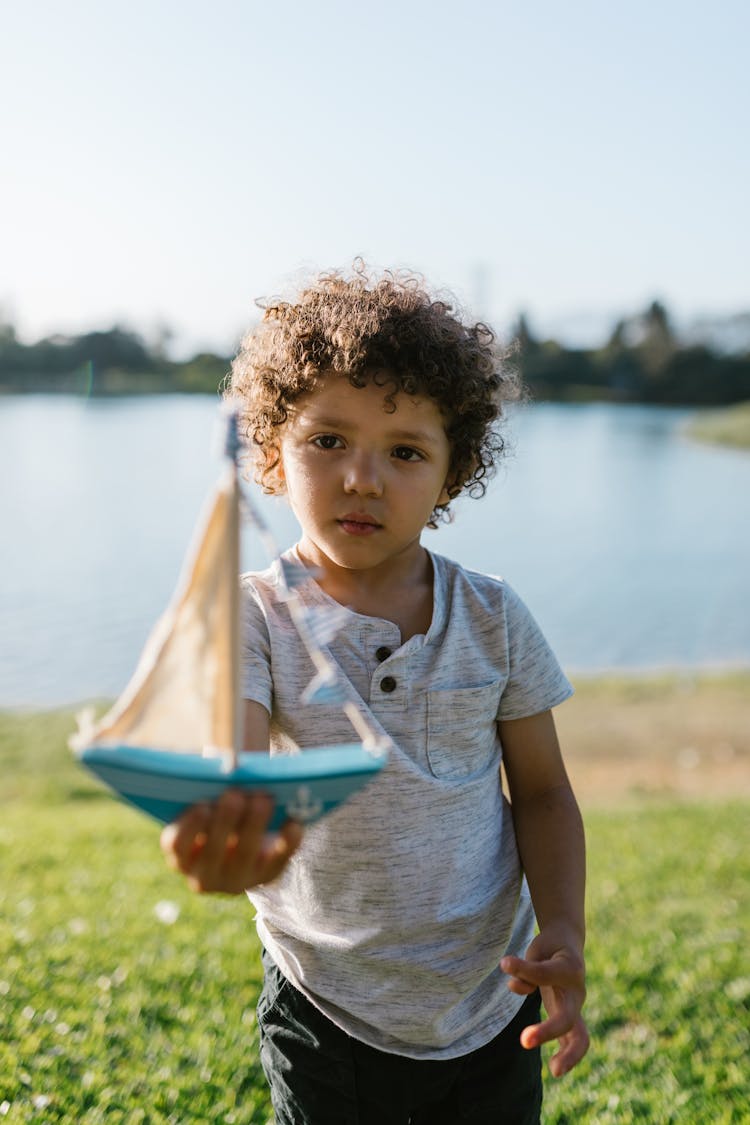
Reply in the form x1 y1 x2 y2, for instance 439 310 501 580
515 301 750 406
0 322 231 396
1 301 749 405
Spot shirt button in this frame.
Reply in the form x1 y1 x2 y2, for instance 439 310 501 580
375 646 392 662
380 676 397 693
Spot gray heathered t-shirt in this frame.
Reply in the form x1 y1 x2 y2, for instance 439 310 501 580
242 548 573 1060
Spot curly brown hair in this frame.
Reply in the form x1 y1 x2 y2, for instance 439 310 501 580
227 263 521 527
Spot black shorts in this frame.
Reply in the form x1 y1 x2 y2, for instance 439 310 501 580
257 949 542 1125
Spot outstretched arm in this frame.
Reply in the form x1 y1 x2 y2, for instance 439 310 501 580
498 709 589 1077
160 700 302 893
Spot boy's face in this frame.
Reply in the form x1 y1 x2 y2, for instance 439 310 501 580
274 375 452 576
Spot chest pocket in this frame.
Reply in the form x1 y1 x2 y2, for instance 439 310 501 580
426 681 503 781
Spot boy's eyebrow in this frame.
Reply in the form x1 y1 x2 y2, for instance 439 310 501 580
387 428 445 446
298 414 445 446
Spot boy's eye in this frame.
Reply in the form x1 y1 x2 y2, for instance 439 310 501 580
312 434 343 450
392 446 423 462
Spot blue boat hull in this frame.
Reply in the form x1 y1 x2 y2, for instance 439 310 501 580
80 743 385 828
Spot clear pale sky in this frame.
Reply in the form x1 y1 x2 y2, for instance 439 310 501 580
2 0 748 356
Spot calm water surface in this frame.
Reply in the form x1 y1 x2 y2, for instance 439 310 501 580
1 395 749 706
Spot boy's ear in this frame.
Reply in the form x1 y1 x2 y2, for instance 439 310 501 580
438 467 462 508
440 455 479 507
437 482 452 508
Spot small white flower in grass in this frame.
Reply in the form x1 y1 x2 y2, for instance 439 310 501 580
55 1022 71 1036
32 1095 51 1111
727 977 750 1003
96 976 111 992
68 917 88 936
154 900 180 925
0 980 9 996
21 1006 35 1021
0 1101 9 1116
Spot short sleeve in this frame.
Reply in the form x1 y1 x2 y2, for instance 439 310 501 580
497 584 573 721
240 576 273 712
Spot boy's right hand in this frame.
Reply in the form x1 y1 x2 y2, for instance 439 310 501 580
160 789 303 894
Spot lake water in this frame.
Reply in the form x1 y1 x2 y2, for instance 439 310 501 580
1 394 749 707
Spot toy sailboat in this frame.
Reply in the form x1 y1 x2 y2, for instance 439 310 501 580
71 408 387 829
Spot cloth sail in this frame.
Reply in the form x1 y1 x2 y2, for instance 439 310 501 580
71 463 242 764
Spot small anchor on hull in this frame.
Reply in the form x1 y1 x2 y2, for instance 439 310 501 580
287 785 324 822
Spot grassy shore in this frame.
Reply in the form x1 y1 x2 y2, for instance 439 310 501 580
686 401 750 450
556 669 750 806
2 673 749 1123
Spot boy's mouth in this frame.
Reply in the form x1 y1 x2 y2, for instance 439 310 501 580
337 513 383 536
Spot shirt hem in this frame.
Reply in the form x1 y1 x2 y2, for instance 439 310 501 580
256 920 528 1061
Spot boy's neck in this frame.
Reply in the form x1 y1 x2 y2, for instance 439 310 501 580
295 539 435 642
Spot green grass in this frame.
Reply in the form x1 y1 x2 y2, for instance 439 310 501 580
544 803 749 1124
686 401 750 450
2 709 749 1123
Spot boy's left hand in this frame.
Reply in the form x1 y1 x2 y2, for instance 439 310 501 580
501 931 589 1078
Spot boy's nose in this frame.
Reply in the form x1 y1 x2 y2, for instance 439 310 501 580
343 452 383 497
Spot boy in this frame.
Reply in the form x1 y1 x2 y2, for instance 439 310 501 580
162 265 588 1123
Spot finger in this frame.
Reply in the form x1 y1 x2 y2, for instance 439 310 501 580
255 819 304 884
520 1008 573 1051
547 1017 590 1077
160 803 211 872
230 793 277 872
501 955 579 990
505 976 538 996
194 788 247 875
519 976 585 1050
